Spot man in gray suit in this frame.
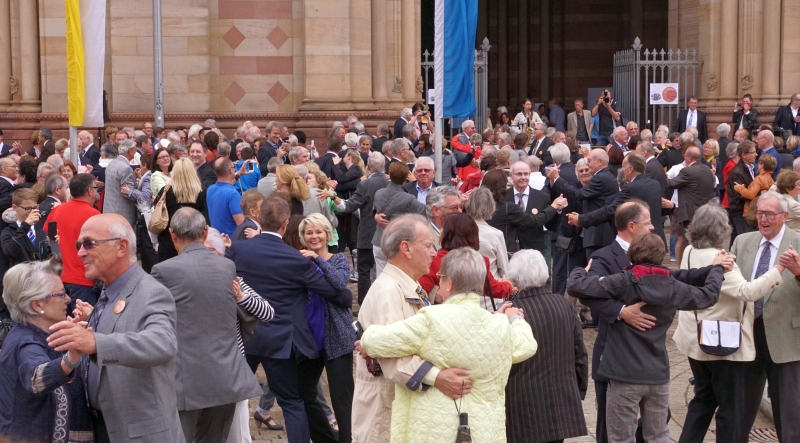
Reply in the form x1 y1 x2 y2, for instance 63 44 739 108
330 152 390 303
47 213 183 443
151 208 262 443
102 139 138 228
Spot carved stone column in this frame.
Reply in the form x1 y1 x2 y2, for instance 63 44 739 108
719 0 738 102
18 0 40 112
400 0 416 101
738 0 763 99
760 0 781 106
371 0 387 104
699 0 722 105
0 0 11 111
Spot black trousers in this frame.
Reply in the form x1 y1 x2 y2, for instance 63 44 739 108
136 214 158 274
551 239 586 295
324 352 354 443
729 212 753 246
255 350 337 443
336 214 357 255
356 248 375 305
743 318 770 441
678 358 747 443
595 380 609 443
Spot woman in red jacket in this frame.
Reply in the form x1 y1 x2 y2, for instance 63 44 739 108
420 212 515 308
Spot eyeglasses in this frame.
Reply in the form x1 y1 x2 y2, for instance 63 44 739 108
441 204 462 211
17 205 37 211
577 169 590 173
76 238 121 251
46 291 68 299
436 273 447 278
756 211 782 220
415 168 433 173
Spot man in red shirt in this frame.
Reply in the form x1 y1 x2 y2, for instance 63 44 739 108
45 173 100 307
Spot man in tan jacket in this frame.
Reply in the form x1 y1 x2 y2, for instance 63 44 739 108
352 214 474 443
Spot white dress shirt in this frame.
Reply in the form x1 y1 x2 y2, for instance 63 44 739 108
750 225 785 282
686 109 698 128
513 186 529 209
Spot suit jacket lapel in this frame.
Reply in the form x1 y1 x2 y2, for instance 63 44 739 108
612 241 631 272
103 266 144 334
767 231 796 303
737 234 759 292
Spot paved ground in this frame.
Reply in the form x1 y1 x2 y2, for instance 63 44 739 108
247 251 778 442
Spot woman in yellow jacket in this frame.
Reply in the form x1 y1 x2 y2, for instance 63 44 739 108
360 247 538 443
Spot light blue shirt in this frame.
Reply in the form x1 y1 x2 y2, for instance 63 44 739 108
416 184 433 204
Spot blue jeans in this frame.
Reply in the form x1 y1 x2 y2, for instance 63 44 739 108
597 135 610 145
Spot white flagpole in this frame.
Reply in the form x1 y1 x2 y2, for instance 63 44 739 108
69 126 79 166
434 119 443 183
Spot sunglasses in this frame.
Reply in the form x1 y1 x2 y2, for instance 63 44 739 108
46 291 68 299
76 238 121 251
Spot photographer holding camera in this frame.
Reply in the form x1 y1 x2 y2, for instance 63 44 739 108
732 93 759 139
591 89 622 145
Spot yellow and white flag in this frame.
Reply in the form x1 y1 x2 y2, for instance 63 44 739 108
66 0 105 127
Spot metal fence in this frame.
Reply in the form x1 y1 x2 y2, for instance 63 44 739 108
421 37 491 135
613 37 702 131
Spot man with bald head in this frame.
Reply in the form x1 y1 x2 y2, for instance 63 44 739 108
546 148 619 257
666 146 716 262
48 214 184 442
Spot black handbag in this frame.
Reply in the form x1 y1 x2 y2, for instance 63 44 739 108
688 250 744 356
555 234 579 254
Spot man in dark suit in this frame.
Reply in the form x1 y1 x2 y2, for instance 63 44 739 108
508 160 560 257
0 129 18 158
772 93 800 137
330 152 389 304
37 127 56 165
226 196 352 443
403 157 439 203
580 200 657 443
570 153 665 244
36 174 68 230
529 123 554 164
372 124 390 153
610 126 629 153
188 140 217 191
393 109 412 140
546 150 586 296
674 96 708 142
256 122 287 176
727 141 757 239
78 130 101 166
665 146 716 264
315 136 345 179
547 148 619 258
640 141 667 197
152 208 262 442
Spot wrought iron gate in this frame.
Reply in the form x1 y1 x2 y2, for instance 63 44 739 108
421 38 491 134
613 37 702 131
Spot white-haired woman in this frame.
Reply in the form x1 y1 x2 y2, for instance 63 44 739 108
0 261 93 442
359 247 537 442
298 213 356 441
673 200 786 443
504 250 588 442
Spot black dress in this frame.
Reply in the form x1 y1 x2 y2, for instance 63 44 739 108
156 187 207 262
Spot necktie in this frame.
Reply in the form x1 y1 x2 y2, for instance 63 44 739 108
83 290 108 405
517 192 525 209
753 242 771 319
27 227 35 244
415 285 430 307
748 164 755 179
687 111 694 127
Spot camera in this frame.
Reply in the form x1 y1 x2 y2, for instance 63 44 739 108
603 90 610 104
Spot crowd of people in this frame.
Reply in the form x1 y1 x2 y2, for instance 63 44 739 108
0 90 798 443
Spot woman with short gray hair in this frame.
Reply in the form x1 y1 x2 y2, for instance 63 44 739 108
504 249 589 442
673 200 786 442
0 261 93 442
465 187 510 280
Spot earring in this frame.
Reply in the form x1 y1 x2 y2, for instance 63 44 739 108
39 310 45 314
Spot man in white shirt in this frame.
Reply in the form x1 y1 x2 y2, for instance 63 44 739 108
674 96 708 142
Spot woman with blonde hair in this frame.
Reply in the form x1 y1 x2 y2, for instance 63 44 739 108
296 213 356 441
770 169 800 230
156 157 207 262
275 164 310 215
344 149 366 177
